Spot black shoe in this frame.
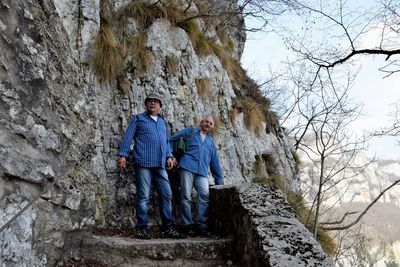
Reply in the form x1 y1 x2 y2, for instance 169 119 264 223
181 224 197 237
160 228 187 239
134 228 151 239
196 228 212 237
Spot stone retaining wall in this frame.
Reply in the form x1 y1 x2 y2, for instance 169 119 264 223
209 184 334 267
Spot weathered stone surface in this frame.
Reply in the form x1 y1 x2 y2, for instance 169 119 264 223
63 230 235 267
210 184 334 267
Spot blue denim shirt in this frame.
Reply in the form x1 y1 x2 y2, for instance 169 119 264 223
170 127 224 185
118 112 172 169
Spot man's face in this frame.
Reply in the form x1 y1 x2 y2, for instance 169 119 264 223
200 117 214 133
145 99 161 115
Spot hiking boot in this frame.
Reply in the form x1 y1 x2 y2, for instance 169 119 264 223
134 228 151 239
160 228 187 239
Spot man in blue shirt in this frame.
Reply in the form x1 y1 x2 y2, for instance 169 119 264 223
170 115 224 236
117 92 185 239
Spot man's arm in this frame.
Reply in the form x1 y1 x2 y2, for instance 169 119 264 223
164 121 174 159
164 119 180 169
117 116 138 168
169 127 189 141
210 141 224 185
168 127 190 152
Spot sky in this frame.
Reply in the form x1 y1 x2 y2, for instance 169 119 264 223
241 14 400 161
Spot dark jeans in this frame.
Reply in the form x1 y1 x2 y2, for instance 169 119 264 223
135 166 174 231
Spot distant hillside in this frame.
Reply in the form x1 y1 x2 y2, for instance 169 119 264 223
298 147 400 266
379 160 400 183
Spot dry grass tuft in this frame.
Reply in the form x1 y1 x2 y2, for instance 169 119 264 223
130 30 147 52
193 0 217 27
195 78 211 98
130 31 153 75
181 20 213 56
182 19 201 45
246 107 264 136
135 50 153 76
210 115 221 138
93 25 124 81
228 64 280 134
317 228 337 257
117 1 163 29
208 40 235 75
216 27 234 53
166 55 179 74
197 35 214 56
230 63 265 105
265 110 279 134
118 36 130 58
269 175 286 190
234 97 264 136
160 0 186 26
228 108 239 125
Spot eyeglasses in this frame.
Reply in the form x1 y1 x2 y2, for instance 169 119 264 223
147 99 160 104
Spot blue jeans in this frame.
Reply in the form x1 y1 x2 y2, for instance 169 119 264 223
135 166 174 231
179 168 209 229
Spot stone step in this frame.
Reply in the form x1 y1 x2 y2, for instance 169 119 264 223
64 231 236 267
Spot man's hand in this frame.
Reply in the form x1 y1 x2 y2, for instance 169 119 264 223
166 157 175 170
118 157 126 169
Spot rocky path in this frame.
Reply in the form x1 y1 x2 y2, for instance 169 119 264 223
63 228 237 267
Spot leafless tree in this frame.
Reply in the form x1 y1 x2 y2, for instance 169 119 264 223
264 0 400 136
271 0 400 75
374 102 400 139
294 89 372 237
331 224 370 265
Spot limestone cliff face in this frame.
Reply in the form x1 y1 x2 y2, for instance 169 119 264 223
300 153 400 208
0 0 298 265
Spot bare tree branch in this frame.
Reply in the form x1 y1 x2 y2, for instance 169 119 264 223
320 211 358 225
322 179 400 230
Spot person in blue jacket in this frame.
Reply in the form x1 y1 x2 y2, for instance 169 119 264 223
170 115 224 235
117 92 185 239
